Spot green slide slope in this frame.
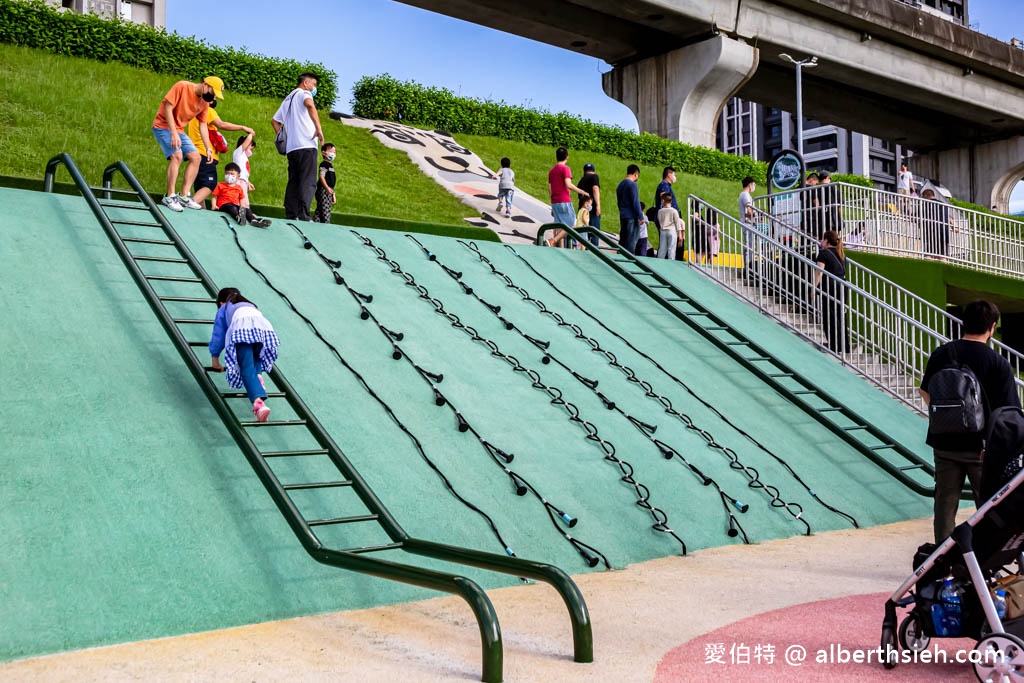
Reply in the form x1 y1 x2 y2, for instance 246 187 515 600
0 186 931 661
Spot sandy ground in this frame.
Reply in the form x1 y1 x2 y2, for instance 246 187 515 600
0 515 957 682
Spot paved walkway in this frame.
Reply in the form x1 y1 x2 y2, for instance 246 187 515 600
2 514 983 682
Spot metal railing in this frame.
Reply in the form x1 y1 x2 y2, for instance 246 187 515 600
44 153 593 683
687 196 1024 414
753 181 1024 279
536 221 941 497
749 202 1024 400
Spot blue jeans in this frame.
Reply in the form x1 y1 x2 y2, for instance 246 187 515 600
236 342 267 402
587 213 602 246
618 217 641 254
497 188 514 209
152 127 197 159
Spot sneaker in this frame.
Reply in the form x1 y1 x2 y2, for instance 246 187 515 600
496 202 504 211
178 194 203 210
161 195 183 212
250 218 272 228
237 208 247 226
505 211 511 218
252 398 271 423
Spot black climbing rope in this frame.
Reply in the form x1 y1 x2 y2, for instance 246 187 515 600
217 217 517 557
483 241 861 530
407 234 751 543
287 223 611 568
352 229 688 555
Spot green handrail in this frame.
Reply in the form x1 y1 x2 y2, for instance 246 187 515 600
44 154 593 682
536 221 942 499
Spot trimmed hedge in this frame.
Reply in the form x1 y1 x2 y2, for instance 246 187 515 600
0 0 336 107
352 73 874 187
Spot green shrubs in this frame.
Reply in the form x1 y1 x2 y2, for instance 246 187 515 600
352 74 768 183
352 74 874 188
0 0 336 107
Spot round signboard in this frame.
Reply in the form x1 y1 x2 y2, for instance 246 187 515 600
769 151 803 191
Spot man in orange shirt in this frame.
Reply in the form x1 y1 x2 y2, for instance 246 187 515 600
152 76 224 212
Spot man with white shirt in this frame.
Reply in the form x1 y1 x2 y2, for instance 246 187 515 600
272 73 325 221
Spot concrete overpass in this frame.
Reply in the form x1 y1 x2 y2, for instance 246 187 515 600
397 0 1024 212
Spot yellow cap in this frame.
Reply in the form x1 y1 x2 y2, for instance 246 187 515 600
203 76 225 100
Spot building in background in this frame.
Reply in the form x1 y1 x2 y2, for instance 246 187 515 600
716 101 904 191
47 0 165 28
716 0 973 190
896 0 968 25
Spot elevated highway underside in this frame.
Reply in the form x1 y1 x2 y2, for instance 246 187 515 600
398 0 1024 151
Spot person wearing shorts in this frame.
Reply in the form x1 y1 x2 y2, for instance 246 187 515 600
152 76 224 212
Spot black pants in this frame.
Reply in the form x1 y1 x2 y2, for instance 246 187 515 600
933 451 983 543
193 158 218 194
820 284 848 353
284 148 318 220
219 204 255 223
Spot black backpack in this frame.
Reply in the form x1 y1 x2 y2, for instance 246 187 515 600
927 342 986 435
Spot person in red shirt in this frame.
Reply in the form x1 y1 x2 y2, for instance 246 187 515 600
546 147 589 247
211 163 271 228
152 76 224 212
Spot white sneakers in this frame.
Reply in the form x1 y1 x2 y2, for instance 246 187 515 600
161 195 183 212
161 194 202 212
178 195 203 210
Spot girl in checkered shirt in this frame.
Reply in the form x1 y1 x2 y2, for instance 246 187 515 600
209 287 280 422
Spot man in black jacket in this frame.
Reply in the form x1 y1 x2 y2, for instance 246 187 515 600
920 300 1020 542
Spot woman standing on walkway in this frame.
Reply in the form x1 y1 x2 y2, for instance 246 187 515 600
813 230 849 354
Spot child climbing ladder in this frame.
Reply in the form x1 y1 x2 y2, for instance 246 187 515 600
209 287 280 422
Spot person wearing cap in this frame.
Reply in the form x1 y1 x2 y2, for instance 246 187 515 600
577 163 601 246
152 76 223 212
188 78 254 206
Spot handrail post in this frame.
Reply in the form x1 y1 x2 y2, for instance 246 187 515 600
48 154 593 681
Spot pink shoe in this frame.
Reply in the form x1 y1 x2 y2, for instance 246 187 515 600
253 398 271 422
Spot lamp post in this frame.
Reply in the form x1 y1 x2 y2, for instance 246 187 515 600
779 53 818 156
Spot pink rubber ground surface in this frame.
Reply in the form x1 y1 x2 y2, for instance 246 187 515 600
655 592 978 681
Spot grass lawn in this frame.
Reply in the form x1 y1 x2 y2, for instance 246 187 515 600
0 44 472 227
0 42 756 245
460 134 760 250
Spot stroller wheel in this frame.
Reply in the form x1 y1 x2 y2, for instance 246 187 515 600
881 625 899 669
898 614 931 653
973 632 1024 682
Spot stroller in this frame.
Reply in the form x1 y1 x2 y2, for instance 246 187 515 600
882 407 1024 681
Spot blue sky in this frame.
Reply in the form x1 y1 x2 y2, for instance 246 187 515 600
168 0 1023 207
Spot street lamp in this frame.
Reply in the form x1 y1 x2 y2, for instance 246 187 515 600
779 53 818 156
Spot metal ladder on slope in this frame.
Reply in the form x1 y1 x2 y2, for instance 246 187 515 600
43 153 592 683
536 223 949 500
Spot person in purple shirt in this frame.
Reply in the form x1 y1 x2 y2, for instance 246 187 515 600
616 165 645 253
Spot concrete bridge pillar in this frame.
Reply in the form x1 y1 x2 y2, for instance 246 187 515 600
913 136 1024 215
602 34 758 148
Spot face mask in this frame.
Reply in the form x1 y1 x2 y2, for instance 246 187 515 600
225 174 238 185
326 152 336 161
310 86 318 98
202 91 216 103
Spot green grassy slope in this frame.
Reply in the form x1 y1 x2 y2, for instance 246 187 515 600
0 43 472 226
462 134 756 248
0 43 750 243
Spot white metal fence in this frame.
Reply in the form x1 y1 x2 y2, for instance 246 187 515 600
685 195 1024 413
753 182 1024 279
